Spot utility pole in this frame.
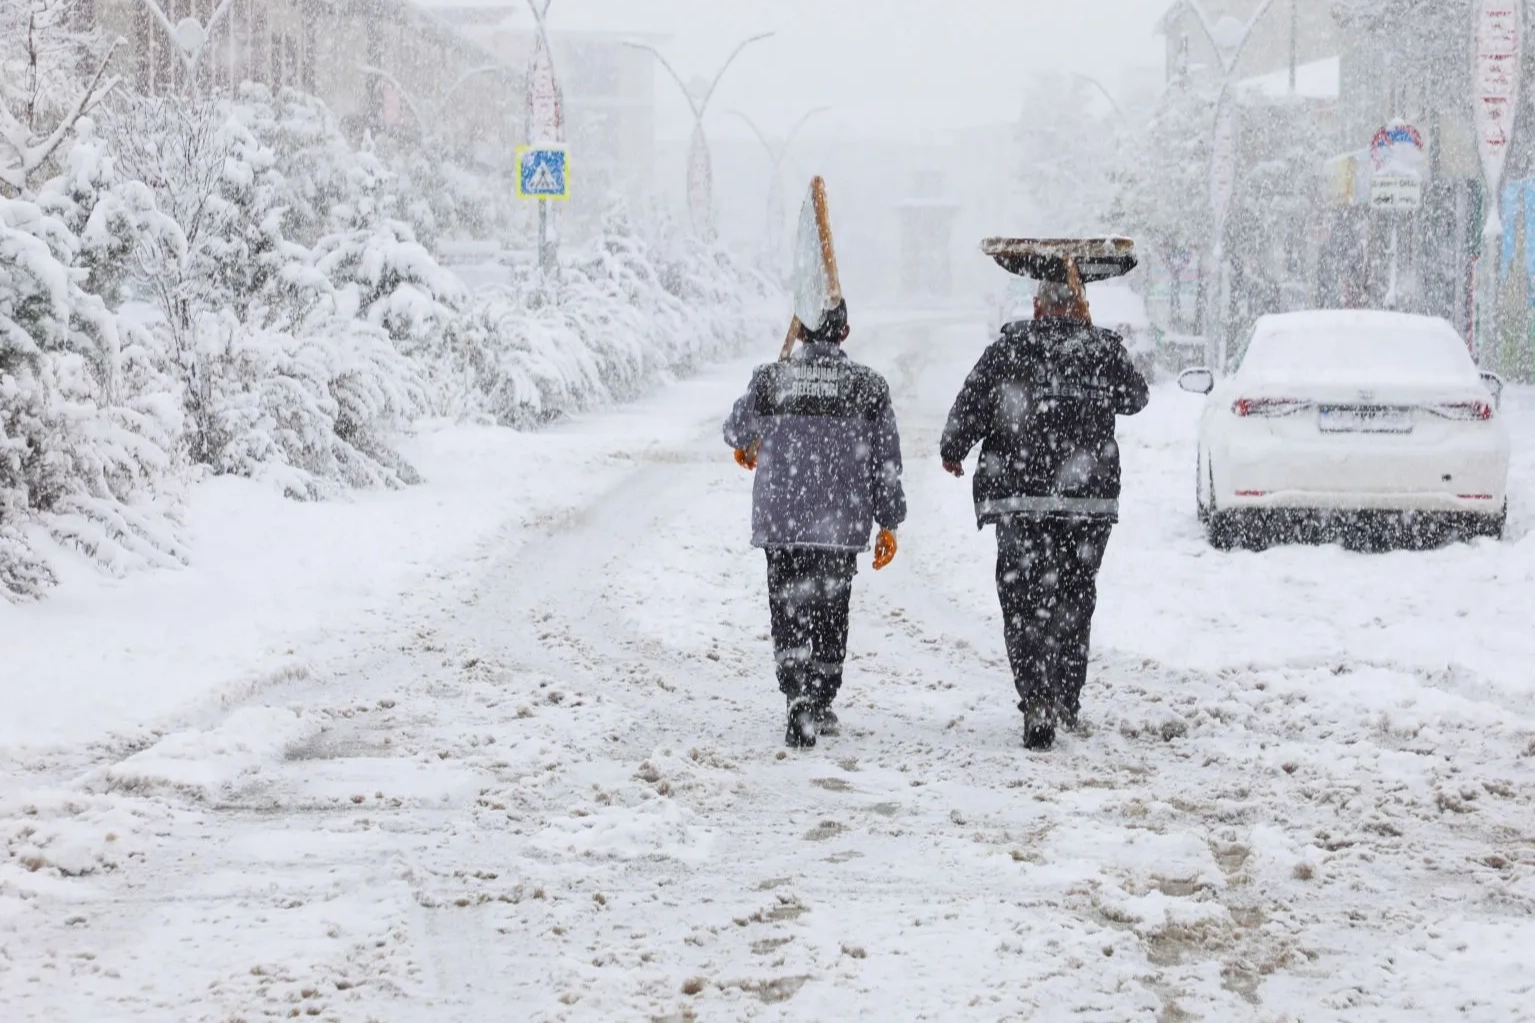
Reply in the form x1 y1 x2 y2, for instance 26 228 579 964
625 33 774 240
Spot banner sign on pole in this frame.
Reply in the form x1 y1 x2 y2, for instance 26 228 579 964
527 33 564 145
1475 0 1522 234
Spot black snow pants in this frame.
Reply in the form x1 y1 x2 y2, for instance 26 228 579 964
765 548 858 708
995 517 1113 720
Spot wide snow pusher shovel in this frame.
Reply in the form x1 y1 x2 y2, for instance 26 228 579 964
782 175 843 361
981 237 1138 320
741 177 842 468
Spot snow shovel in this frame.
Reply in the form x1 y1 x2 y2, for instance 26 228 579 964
782 176 843 362
742 178 843 468
981 237 1138 320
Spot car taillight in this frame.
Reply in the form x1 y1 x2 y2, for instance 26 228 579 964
1233 398 1310 418
1425 401 1493 421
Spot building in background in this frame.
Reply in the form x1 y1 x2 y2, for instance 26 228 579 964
1158 0 1340 82
94 1 520 167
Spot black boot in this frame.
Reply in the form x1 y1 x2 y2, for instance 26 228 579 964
785 698 817 749
812 703 840 737
1022 697 1056 751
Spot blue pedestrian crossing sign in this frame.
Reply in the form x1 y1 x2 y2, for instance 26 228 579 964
518 146 570 200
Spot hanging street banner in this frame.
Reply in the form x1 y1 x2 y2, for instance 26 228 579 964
517 146 570 200
526 31 564 145
1475 0 1522 234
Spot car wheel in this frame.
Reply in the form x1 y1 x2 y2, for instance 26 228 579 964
1475 506 1507 541
1207 510 1241 550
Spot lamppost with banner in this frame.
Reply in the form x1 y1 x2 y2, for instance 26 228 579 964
1171 0 1283 372
624 33 774 239
521 0 566 271
1472 0 1523 363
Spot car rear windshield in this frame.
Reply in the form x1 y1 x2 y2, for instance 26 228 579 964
1240 325 1475 384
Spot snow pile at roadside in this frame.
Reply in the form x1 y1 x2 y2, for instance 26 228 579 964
105 707 323 800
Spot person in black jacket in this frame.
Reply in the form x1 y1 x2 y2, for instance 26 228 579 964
940 279 1149 750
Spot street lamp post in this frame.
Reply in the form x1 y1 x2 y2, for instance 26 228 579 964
1175 0 1283 372
524 0 564 270
1071 74 1126 124
625 33 774 239
356 63 514 148
129 0 236 97
730 107 830 271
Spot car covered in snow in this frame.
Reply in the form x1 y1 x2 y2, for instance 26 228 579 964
1178 310 1509 548
990 278 1158 378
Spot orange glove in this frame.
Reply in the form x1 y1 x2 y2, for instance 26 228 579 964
873 529 898 571
733 446 758 471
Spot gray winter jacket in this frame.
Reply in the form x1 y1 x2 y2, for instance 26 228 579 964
723 343 906 552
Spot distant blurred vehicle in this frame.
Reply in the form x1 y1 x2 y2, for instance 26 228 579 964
989 278 1157 379
1179 310 1509 549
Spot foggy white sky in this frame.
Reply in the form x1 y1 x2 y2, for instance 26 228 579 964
489 0 1174 139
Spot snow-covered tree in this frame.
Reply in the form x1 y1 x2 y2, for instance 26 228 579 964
1015 72 1121 236
98 91 431 498
1108 72 1218 330
1225 97 1329 325
0 194 184 600
0 0 118 196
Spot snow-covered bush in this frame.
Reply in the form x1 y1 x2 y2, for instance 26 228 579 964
435 202 774 427
100 93 431 497
0 196 183 600
176 309 424 500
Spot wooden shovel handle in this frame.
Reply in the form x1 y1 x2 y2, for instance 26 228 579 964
778 315 803 362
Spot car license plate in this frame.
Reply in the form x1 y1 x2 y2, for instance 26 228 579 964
1318 406 1414 434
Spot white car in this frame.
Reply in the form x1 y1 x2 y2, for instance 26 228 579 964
1179 310 1510 548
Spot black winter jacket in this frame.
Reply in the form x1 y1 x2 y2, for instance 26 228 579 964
940 318 1150 526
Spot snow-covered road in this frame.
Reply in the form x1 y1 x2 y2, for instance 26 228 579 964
3 314 1534 1022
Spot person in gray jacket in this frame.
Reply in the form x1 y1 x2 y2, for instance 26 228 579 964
724 300 906 749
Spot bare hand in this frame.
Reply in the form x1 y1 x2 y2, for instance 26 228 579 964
943 461 965 478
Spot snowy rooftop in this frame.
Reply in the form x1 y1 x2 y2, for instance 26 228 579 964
1235 56 1341 101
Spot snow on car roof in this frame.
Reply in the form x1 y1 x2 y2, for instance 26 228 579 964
1242 310 1479 385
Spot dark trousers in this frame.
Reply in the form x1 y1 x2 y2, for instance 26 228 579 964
765 548 858 707
995 517 1113 719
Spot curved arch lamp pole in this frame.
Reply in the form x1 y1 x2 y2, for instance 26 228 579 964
1174 0 1282 371
625 33 774 238
130 0 237 97
1070 74 1125 123
357 63 513 150
729 107 831 266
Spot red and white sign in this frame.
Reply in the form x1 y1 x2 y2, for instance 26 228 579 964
526 34 563 145
1475 0 1522 230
